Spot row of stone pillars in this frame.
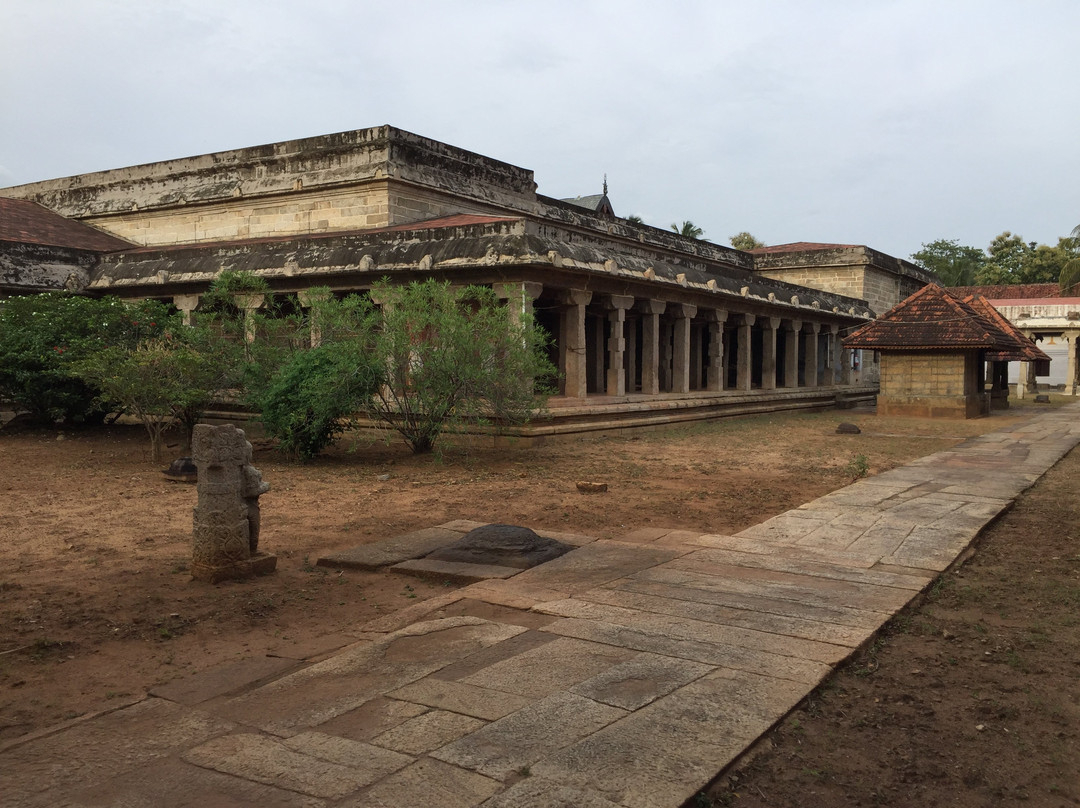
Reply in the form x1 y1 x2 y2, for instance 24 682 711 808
551 288 852 399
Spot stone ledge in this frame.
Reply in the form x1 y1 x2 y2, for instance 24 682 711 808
391 558 521 584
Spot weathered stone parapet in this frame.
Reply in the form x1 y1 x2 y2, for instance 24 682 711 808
191 424 275 583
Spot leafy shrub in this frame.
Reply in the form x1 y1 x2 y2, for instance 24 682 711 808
258 339 381 461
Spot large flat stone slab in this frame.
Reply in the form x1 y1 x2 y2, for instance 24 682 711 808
530 667 807 807
317 527 464 570
391 558 521 583
508 540 686 593
458 636 637 698
346 758 501 808
479 777 626 808
388 678 534 721
370 709 486 755
182 731 410 800
431 691 627 781
0 698 234 807
213 618 525 735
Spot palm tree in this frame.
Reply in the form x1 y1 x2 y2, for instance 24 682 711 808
671 220 704 239
1060 224 1080 294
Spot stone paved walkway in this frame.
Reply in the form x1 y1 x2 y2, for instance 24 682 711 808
4 404 1079 808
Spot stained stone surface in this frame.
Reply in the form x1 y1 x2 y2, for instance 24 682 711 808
425 524 573 569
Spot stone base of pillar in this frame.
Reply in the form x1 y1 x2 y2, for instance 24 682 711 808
191 551 278 584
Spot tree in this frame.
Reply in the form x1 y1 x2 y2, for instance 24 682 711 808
1060 224 1080 293
729 232 765 251
976 231 1033 285
0 293 171 425
72 322 237 462
910 239 985 286
670 221 704 239
625 215 644 225
366 280 556 454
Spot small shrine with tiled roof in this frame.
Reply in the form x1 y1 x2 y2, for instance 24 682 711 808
843 284 1045 418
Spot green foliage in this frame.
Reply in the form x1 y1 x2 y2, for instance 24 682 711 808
671 220 705 239
71 322 237 461
625 214 644 224
910 239 985 286
1059 224 1080 293
258 338 381 461
729 231 765 251
844 453 870 479
367 279 556 454
0 293 171 424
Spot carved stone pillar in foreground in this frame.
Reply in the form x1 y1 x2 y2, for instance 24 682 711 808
638 300 667 396
736 313 755 392
784 320 801 388
603 295 634 396
803 322 821 387
704 309 727 392
671 303 697 394
191 424 276 583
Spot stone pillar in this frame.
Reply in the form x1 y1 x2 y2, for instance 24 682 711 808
824 325 841 386
784 320 801 388
1066 330 1080 396
705 310 727 392
191 424 275 584
497 282 544 328
839 345 853 385
736 313 755 392
173 294 200 327
659 321 673 392
626 315 639 393
671 303 697 394
637 300 666 396
603 295 634 396
560 290 592 398
297 288 331 347
589 314 606 394
234 293 265 346
803 322 820 387
761 317 780 391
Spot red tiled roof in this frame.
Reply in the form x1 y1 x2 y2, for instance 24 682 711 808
0 197 132 252
116 213 522 255
963 295 1049 362
748 241 860 254
843 284 1017 351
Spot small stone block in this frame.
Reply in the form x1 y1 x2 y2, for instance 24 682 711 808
1035 394 1050 403
391 558 521 584
835 422 861 434
576 481 609 493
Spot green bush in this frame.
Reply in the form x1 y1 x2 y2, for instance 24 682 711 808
0 293 171 424
258 340 381 461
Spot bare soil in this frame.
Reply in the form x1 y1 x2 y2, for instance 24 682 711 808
0 402 1068 807
707 423 1080 807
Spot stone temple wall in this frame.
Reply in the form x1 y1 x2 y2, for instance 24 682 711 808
877 352 985 418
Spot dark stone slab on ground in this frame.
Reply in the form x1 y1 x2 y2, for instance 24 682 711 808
426 524 573 570
835 423 861 434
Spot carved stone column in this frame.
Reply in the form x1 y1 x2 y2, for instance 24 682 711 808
191 424 275 584
637 300 666 396
736 313 755 392
297 288 331 347
670 303 697 394
1066 330 1080 396
704 310 727 392
560 290 593 398
603 295 634 396
173 294 200 328
497 281 544 328
803 322 820 387
824 324 841 386
761 317 780 390
784 319 801 388
233 293 264 346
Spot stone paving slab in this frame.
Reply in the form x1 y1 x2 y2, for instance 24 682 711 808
317 526 466 570
6 404 1080 808
391 557 522 583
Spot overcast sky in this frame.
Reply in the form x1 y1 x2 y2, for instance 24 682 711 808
2 0 1078 260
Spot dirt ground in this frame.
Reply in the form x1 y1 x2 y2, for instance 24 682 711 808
707 420 1080 807
0 402 1068 794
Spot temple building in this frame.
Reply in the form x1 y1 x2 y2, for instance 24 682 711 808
0 126 935 433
